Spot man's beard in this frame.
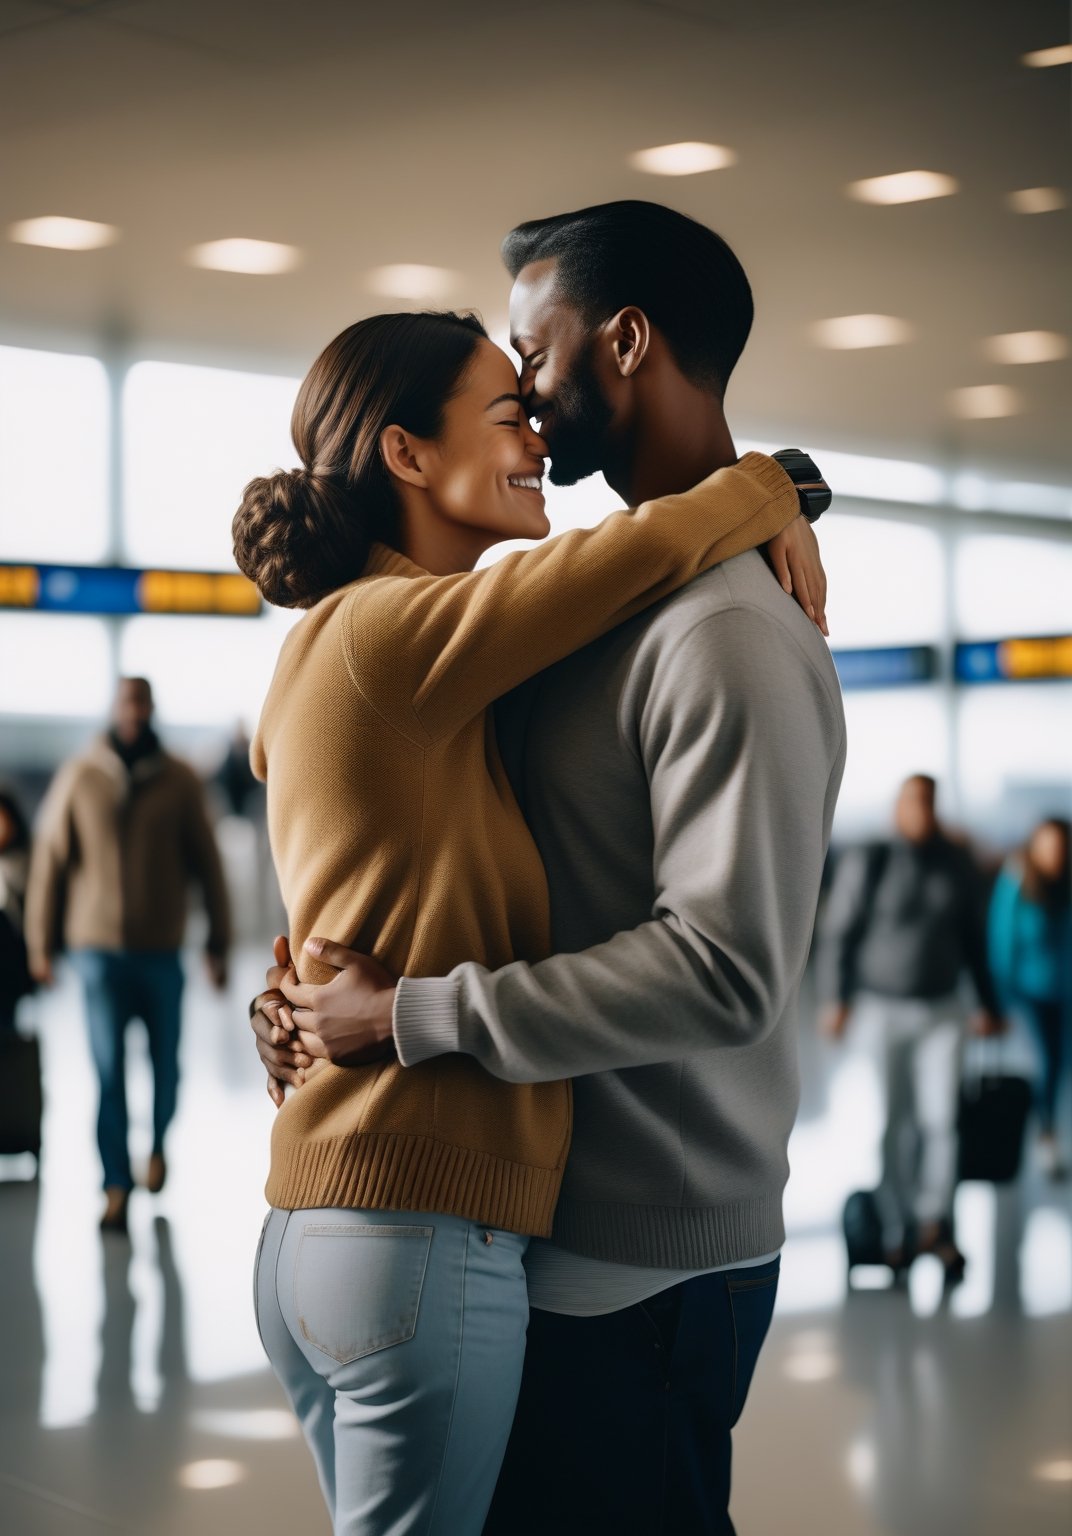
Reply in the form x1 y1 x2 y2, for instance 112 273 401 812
543 346 614 488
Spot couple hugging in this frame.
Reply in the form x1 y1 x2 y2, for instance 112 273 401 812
236 198 846 1536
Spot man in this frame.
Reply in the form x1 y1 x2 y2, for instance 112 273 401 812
253 201 846 1533
26 677 231 1233
820 773 1004 1280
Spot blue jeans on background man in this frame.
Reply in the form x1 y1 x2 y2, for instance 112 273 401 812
484 1256 781 1536
69 949 184 1191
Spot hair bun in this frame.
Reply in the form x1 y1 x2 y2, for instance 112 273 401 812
232 467 355 609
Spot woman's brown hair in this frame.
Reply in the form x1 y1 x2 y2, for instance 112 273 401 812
1022 817 1071 909
233 311 488 609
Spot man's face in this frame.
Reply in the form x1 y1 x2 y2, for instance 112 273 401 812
894 777 938 844
113 679 153 744
509 259 613 487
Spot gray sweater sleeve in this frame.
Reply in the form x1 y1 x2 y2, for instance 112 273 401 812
393 606 846 1082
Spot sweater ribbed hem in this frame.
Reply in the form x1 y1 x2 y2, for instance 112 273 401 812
265 1129 560 1238
393 975 461 1065
550 1192 786 1269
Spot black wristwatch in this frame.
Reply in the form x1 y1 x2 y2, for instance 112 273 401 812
772 449 831 523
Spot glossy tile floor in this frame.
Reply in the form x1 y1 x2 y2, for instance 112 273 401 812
1 952 1069 1534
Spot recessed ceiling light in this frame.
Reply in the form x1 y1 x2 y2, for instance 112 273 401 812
629 141 737 176
1022 44 1072 67
984 330 1068 364
811 314 913 349
9 216 119 250
1007 186 1067 214
188 239 301 275
950 384 1021 419
365 263 460 300
847 171 958 205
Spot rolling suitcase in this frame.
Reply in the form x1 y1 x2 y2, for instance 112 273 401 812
957 1066 1031 1184
0 1030 43 1161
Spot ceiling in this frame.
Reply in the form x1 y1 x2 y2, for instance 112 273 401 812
0 0 1069 486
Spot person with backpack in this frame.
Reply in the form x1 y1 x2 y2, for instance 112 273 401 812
819 774 1005 1282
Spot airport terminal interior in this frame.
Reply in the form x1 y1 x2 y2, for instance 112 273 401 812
1 1 1070 1532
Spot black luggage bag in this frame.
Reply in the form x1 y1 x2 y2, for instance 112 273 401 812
957 1069 1032 1184
842 1189 885 1269
0 1031 43 1160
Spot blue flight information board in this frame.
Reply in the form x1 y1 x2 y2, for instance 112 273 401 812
830 645 938 690
955 636 1072 683
0 562 261 616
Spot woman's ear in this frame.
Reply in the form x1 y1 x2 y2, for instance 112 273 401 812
604 306 651 379
379 425 429 488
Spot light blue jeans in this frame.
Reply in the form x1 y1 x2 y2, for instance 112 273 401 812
254 1206 529 1536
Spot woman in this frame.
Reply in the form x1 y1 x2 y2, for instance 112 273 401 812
989 817 1071 1178
234 310 824 1536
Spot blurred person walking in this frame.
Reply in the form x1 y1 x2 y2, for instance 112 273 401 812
216 719 264 821
25 677 231 1232
988 817 1071 1178
0 788 34 1032
821 774 1005 1281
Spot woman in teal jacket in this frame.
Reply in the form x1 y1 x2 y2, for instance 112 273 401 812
988 817 1071 1177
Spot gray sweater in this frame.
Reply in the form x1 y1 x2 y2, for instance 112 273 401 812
394 548 847 1268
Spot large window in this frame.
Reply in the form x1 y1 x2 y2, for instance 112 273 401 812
0 614 113 717
819 510 945 647
0 346 110 563
122 362 299 571
957 683 1072 829
835 688 951 833
818 513 948 834
119 610 297 729
955 534 1072 640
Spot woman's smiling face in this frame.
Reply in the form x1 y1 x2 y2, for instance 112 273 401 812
411 338 551 546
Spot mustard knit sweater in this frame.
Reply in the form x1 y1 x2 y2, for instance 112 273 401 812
253 452 798 1236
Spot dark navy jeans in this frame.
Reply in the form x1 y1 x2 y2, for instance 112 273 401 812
69 949 184 1191
1016 994 1068 1136
484 1255 780 1535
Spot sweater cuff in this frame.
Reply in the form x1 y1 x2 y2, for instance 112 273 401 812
393 975 462 1066
736 450 800 508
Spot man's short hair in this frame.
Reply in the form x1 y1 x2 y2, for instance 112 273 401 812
902 773 937 794
502 200 753 396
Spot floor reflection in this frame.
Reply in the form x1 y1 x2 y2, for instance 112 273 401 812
0 949 1068 1534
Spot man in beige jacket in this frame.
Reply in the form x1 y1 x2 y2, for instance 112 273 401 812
26 677 231 1231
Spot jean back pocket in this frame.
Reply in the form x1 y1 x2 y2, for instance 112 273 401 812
294 1223 433 1365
